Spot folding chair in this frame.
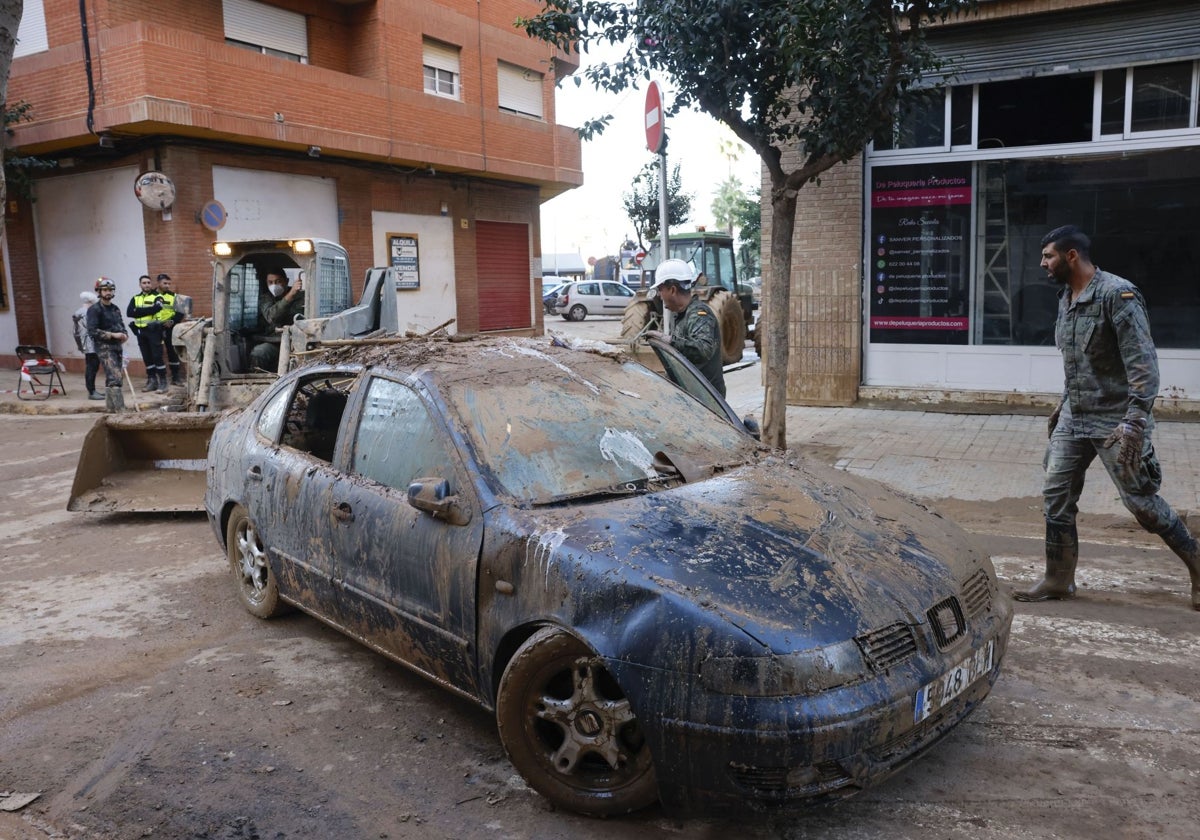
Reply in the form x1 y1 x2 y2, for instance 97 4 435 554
16 344 67 400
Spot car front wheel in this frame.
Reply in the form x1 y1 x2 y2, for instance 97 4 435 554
496 627 657 816
226 504 288 619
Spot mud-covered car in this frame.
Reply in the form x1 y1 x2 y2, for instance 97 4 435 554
204 335 1012 818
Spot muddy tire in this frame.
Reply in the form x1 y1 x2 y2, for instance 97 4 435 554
226 505 288 619
706 289 746 364
496 627 657 817
620 300 660 342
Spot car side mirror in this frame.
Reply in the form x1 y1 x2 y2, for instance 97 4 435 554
407 476 471 525
742 416 761 441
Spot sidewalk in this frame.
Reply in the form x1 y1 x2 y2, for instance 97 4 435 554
0 368 177 416
5 363 1197 521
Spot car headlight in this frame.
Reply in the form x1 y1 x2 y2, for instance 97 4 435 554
700 639 869 696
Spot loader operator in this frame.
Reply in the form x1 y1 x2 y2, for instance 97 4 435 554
251 270 304 372
85 277 129 413
645 259 726 397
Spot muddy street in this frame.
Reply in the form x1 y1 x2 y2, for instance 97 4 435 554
1 405 1198 840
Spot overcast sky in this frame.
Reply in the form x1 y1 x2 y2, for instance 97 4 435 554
540 71 762 263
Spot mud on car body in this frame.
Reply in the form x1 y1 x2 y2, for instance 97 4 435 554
205 335 1013 818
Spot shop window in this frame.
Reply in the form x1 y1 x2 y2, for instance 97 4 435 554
977 74 1092 148
1131 61 1193 133
1100 68 1126 136
423 39 461 100
498 62 544 119
873 90 945 151
223 0 308 64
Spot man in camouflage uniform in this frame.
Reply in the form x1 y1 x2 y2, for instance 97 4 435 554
1016 225 1199 610
645 259 725 397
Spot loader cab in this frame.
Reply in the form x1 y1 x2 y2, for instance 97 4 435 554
643 232 739 295
212 239 352 376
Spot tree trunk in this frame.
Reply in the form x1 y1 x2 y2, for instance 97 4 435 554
0 0 24 239
762 180 798 450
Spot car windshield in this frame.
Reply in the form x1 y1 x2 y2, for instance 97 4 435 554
444 351 759 505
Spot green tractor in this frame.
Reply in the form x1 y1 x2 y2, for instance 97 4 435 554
620 231 755 364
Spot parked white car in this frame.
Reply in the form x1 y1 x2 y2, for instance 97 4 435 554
555 280 635 321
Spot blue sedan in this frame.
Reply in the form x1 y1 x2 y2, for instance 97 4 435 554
204 335 1012 817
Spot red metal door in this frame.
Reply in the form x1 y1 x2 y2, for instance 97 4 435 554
476 221 531 331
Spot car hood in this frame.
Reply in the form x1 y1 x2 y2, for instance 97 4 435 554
523 454 985 654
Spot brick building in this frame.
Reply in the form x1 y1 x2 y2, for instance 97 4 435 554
0 0 582 372
769 0 1200 411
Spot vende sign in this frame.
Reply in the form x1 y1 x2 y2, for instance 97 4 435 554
644 81 665 154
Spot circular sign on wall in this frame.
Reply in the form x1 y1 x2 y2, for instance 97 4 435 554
200 200 227 232
134 171 176 210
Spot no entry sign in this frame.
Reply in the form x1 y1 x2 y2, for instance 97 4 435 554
644 81 665 154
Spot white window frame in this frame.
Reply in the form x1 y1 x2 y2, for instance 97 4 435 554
223 0 308 64
423 39 461 100
497 61 544 120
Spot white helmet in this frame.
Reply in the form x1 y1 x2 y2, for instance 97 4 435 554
649 259 695 293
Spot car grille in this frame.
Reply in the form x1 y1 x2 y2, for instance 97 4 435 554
927 596 966 649
961 569 993 618
728 760 854 797
855 622 918 670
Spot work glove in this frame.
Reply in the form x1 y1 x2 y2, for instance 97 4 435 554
1047 403 1062 438
153 297 164 310
643 330 670 344
1102 417 1146 469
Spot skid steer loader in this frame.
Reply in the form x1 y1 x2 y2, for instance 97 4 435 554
68 238 401 513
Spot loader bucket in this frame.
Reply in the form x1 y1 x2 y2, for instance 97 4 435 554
67 413 219 513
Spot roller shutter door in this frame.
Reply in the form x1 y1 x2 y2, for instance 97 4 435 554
925 0 1199 86
476 221 531 331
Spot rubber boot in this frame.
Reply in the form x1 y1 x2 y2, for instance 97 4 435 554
155 368 170 393
170 363 183 386
143 370 160 392
1157 516 1200 610
105 385 126 414
1014 523 1078 602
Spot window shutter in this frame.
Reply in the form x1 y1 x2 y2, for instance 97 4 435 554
497 62 544 119
15 0 49 58
423 40 460 75
223 0 308 60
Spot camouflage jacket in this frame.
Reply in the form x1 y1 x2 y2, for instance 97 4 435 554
671 295 725 397
1056 268 1158 438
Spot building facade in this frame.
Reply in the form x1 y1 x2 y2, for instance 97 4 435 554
769 0 1200 413
0 0 583 372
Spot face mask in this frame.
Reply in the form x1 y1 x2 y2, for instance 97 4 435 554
268 283 284 297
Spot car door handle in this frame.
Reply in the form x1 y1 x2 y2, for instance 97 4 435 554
247 466 263 482
332 501 355 523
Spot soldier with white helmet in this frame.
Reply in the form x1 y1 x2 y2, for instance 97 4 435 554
646 259 725 396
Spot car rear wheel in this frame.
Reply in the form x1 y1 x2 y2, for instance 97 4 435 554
496 627 657 816
706 289 746 364
569 304 588 322
226 505 288 619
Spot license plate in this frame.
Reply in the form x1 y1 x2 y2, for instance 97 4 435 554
913 639 995 724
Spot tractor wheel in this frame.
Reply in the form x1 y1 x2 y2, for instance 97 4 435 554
706 290 746 364
620 300 660 342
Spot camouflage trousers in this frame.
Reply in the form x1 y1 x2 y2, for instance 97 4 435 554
96 342 125 388
1043 428 1176 534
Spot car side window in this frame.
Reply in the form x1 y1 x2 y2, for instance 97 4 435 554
603 282 633 298
277 374 355 462
256 385 291 442
351 377 452 491
578 282 597 296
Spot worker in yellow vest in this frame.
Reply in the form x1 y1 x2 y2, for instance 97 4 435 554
154 273 185 385
126 274 168 392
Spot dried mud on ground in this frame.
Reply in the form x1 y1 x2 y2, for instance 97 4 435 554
2 414 1198 840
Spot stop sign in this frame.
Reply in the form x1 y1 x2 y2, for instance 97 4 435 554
644 81 665 154
634 249 646 265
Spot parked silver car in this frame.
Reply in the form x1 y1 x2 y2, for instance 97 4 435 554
555 280 635 321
